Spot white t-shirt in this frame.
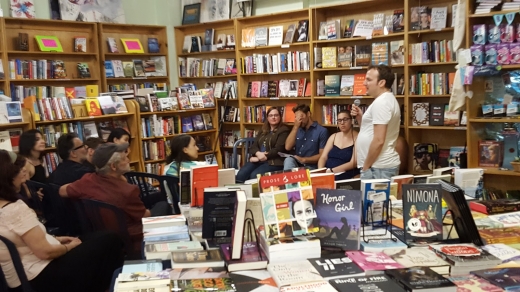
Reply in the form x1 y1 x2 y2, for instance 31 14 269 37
356 91 401 169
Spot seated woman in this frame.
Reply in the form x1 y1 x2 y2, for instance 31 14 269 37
317 110 360 180
19 129 47 183
0 150 124 292
236 107 290 182
163 134 206 178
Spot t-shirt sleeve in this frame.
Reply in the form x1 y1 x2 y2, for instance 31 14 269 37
318 128 328 149
372 97 393 125
66 179 85 199
5 202 41 236
124 186 147 222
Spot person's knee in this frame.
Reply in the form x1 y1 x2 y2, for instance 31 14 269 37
283 157 297 169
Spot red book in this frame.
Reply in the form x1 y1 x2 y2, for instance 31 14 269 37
190 165 219 207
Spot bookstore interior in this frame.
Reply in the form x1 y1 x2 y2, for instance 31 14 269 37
7 0 520 291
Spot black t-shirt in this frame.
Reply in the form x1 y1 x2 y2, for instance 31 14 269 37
48 160 95 186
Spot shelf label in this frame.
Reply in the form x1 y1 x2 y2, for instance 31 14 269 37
366 36 372 40
178 110 186 112
268 72 278 75
454 127 467 130
270 98 279 100
281 44 290 48
435 28 442 31
133 77 147 79
350 66 362 70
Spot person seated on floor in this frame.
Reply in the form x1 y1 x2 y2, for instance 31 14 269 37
58 143 171 251
48 133 94 186
163 134 207 178
84 137 105 171
284 104 329 170
236 106 290 182
317 110 360 180
0 149 124 292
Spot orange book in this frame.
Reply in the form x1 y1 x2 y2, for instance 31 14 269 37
23 95 40 121
283 102 297 122
85 98 102 116
190 165 219 207
65 87 76 99
304 82 312 97
390 174 414 200
310 173 335 201
353 74 366 96
448 72 455 93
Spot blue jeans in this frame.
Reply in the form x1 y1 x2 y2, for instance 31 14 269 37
236 162 283 183
360 166 399 180
283 157 317 171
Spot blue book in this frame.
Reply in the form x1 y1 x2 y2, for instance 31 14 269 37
360 179 390 225
315 188 362 251
148 38 160 53
104 60 114 78
181 116 193 133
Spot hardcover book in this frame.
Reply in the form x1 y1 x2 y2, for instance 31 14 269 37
448 274 502 292
470 199 520 215
478 140 503 167
402 184 443 242
329 275 405 292
385 267 456 292
220 242 268 272
345 251 404 275
308 254 364 280
482 243 520 263
429 243 501 267
171 250 225 269
171 278 234 291
383 247 451 275
314 188 362 251
471 268 520 291
429 103 445 126
321 47 337 68
267 261 323 288
324 75 340 96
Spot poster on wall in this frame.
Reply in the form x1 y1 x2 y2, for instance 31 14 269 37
10 0 36 18
58 0 125 23
230 0 253 18
200 0 230 23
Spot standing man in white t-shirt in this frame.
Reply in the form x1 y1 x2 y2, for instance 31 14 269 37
351 65 401 179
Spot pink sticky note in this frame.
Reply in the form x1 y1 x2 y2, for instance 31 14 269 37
42 39 57 47
126 41 141 50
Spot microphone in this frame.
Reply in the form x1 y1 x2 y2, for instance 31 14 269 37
354 99 361 107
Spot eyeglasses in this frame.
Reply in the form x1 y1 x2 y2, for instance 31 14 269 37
336 118 352 124
268 114 280 118
72 144 87 151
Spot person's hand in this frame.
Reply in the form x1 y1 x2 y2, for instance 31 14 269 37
250 156 259 163
55 236 77 244
293 115 302 128
65 238 82 251
259 152 268 162
293 156 305 164
256 151 267 161
36 188 44 201
351 105 363 123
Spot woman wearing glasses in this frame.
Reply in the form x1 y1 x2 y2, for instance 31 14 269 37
236 107 290 182
318 110 360 180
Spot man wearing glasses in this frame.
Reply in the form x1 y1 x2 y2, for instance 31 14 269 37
284 104 329 170
48 133 93 185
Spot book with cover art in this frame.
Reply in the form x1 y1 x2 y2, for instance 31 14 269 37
258 168 317 238
171 278 234 291
482 243 520 263
345 251 404 275
220 242 268 272
230 270 278 292
360 179 390 225
170 267 228 280
107 37 119 53
470 199 520 215
267 261 323 288
308 254 364 280
329 275 405 292
202 188 236 241
402 184 443 242
478 140 503 167
471 268 520 291
429 243 501 267
171 250 224 269
190 165 219 207
385 267 456 292
314 188 362 251
280 281 337 292
284 23 297 44
448 274 502 292
383 247 451 275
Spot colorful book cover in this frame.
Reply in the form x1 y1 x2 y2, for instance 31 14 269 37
383 247 450 274
181 116 193 133
321 47 337 68
172 278 234 291
170 267 228 280
314 188 362 251
385 267 456 291
448 274 502 292
258 168 317 238
85 98 102 116
429 244 501 266
190 165 219 207
402 184 443 242
220 242 268 271
307 254 364 280
345 251 404 273
471 268 520 291
482 243 520 263
360 179 390 225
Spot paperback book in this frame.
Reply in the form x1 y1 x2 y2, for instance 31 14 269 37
402 184 443 242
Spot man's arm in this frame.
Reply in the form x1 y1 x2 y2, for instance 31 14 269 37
362 124 387 171
59 184 71 197
296 149 323 165
297 127 329 164
285 125 298 151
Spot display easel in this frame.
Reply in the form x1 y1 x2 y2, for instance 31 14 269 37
229 209 264 261
361 199 397 243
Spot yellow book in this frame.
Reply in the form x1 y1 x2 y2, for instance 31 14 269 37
86 85 98 97
321 47 337 68
85 98 102 116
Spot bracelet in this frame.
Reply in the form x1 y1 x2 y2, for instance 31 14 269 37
63 244 68 253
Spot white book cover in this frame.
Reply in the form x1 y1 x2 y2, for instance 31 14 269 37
430 7 448 30
142 214 187 230
268 261 323 288
339 75 354 96
111 60 124 77
0 130 12 151
280 281 336 292
268 26 283 46
451 4 458 27
482 243 520 262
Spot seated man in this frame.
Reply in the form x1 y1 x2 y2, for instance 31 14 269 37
58 143 170 251
48 133 94 186
284 104 329 170
84 137 105 170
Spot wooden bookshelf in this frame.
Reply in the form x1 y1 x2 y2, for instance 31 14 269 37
97 23 169 93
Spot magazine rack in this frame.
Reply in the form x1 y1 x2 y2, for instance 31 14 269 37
360 199 397 243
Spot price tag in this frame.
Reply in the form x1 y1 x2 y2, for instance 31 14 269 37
350 66 362 70
270 97 279 100
281 44 290 48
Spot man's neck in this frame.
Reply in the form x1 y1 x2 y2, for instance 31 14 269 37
374 89 391 98
305 119 314 130
100 171 122 179
68 158 83 164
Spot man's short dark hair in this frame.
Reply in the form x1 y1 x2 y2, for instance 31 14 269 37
292 104 311 114
368 64 395 89
57 133 79 160
85 137 105 150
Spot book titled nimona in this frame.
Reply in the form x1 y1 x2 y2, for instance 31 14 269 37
402 184 443 242
314 188 362 251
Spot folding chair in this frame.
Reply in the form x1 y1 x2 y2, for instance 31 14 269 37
232 137 255 169
0 235 35 292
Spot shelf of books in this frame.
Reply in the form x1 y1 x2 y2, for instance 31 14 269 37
2 18 102 102
464 0 520 190
175 20 234 168
233 9 312 168
0 107 32 153
97 23 169 93
310 1 407 137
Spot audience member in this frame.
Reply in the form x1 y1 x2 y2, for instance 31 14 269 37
58 143 170 252
236 107 289 182
317 110 360 180
84 137 105 170
284 104 328 170
0 150 124 292
351 65 401 179
48 133 94 185
19 129 47 183
164 134 206 178
107 128 131 145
